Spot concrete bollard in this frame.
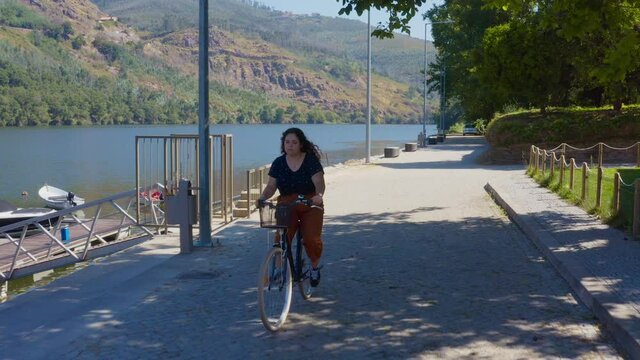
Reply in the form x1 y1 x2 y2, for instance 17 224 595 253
384 147 400 158
405 143 417 152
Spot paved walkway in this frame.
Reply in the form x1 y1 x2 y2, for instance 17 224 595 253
488 173 640 359
0 136 625 359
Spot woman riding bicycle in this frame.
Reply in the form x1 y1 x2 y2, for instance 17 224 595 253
257 127 325 287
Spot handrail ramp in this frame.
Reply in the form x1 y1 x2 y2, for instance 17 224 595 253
0 188 160 282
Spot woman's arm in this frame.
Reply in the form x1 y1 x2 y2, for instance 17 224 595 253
257 176 277 205
311 171 325 205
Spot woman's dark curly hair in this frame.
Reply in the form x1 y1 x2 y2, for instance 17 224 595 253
280 127 322 159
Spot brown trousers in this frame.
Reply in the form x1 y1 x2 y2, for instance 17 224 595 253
276 193 324 265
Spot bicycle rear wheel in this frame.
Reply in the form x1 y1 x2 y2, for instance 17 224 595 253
296 233 312 300
257 246 292 332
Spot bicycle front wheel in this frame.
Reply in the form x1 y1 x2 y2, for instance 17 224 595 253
257 246 292 332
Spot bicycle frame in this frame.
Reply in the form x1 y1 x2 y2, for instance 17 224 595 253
277 228 305 284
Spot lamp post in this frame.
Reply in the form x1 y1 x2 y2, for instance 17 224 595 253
441 63 446 137
366 9 371 163
422 22 428 146
196 0 212 246
423 20 453 143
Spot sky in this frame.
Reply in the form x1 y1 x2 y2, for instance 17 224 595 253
256 0 444 40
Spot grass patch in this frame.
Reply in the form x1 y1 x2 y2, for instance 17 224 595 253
529 166 640 233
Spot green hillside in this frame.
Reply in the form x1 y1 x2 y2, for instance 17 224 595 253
93 0 432 86
0 0 425 127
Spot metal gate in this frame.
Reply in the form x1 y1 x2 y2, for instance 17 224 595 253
135 134 233 230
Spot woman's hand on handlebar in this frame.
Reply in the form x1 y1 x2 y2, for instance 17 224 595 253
310 194 323 206
256 198 267 208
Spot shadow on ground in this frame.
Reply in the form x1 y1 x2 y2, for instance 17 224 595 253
44 205 621 359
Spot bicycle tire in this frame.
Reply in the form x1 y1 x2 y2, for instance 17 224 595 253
295 233 312 300
257 246 292 332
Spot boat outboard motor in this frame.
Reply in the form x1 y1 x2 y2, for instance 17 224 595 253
67 192 77 206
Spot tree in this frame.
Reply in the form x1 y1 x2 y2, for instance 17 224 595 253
337 0 428 38
479 21 574 113
274 108 285 123
485 0 640 110
426 0 640 118
62 21 74 40
306 108 326 124
425 0 508 121
259 105 275 123
71 35 86 50
92 37 123 63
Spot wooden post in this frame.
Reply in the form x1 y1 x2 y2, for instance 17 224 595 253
636 142 640 168
530 146 535 170
634 179 640 238
570 158 575 190
550 152 555 178
542 152 546 174
562 143 566 157
559 155 565 186
598 142 604 168
596 166 603 208
246 169 251 216
581 163 588 200
613 172 621 212
259 167 265 194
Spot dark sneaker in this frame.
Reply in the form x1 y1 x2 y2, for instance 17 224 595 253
310 267 320 287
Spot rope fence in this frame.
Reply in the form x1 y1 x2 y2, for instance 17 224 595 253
529 142 640 237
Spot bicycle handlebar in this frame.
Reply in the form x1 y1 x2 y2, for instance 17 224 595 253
257 196 321 209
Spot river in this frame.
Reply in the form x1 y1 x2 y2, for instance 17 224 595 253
0 124 435 206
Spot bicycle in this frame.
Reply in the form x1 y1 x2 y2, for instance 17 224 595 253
256 196 322 332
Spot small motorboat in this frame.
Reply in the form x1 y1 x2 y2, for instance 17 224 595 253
0 200 59 232
38 184 85 210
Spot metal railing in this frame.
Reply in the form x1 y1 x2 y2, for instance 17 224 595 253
0 188 158 282
135 134 234 228
239 165 271 217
